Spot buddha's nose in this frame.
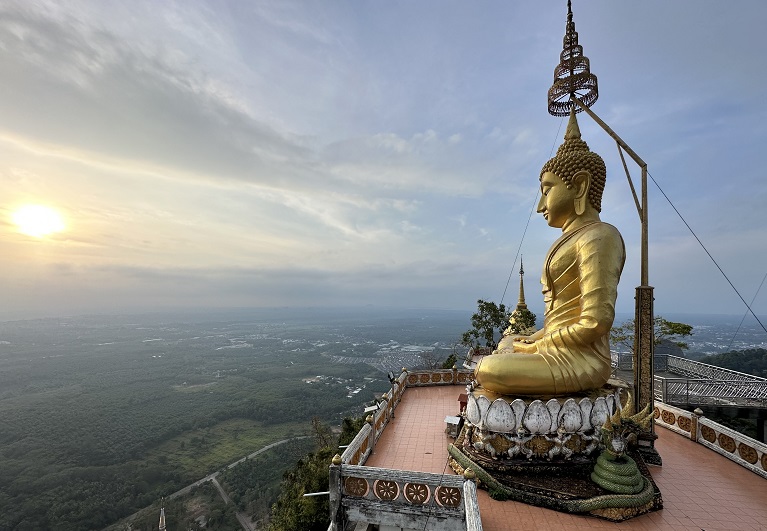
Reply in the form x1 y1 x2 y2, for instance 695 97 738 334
536 195 546 213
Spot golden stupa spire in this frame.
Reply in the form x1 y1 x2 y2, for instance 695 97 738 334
516 257 528 311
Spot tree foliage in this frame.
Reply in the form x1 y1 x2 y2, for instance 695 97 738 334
506 307 537 336
0 315 395 531
699 348 767 378
267 417 363 531
610 316 694 353
461 299 512 350
441 352 458 369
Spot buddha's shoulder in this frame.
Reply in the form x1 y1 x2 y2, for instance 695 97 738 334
578 221 624 242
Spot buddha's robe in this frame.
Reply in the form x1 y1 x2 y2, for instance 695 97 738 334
476 221 625 395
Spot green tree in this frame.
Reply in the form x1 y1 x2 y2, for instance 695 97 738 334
268 417 364 531
506 307 537 336
610 316 693 353
699 348 767 378
461 299 512 350
441 352 458 369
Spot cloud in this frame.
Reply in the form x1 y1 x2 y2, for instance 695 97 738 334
1 0 767 320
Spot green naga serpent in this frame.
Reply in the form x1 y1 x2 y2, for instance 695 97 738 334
448 394 655 512
591 394 653 495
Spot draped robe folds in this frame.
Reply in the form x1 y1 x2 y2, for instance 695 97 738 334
476 221 625 395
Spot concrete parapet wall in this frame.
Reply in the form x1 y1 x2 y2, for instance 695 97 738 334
655 401 767 479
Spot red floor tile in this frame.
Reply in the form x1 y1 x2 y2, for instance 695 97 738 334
363 385 767 530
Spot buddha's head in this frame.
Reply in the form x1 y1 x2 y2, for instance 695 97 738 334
539 109 606 214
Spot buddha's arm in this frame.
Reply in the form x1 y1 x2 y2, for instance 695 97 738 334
510 328 544 353
536 225 625 352
515 328 544 343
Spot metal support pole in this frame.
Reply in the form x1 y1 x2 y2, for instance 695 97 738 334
635 286 660 465
572 96 659 464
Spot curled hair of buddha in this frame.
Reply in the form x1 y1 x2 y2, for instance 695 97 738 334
540 109 606 212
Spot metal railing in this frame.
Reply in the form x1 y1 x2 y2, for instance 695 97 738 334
654 377 767 408
616 353 767 407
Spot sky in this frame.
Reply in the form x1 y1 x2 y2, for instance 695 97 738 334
1 0 766 321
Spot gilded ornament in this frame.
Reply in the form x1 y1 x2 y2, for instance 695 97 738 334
661 410 676 426
528 435 555 458
718 434 736 453
344 477 368 497
737 444 758 465
436 486 462 507
676 416 691 433
546 0 598 116
374 480 399 501
404 483 430 505
701 425 716 443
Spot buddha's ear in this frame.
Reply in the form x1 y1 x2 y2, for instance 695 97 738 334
572 170 591 215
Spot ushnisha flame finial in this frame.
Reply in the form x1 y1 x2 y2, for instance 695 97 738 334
548 0 598 116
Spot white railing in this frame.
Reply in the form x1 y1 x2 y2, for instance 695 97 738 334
654 401 767 479
330 368 480 531
334 465 469 531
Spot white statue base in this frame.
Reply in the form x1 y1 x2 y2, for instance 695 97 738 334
462 381 626 462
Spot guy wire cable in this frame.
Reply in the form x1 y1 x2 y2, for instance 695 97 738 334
421 449 457 531
500 116 564 305
726 271 767 353
648 170 767 336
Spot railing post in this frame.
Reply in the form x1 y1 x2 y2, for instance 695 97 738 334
691 408 703 442
463 468 483 531
366 414 376 456
329 454 343 530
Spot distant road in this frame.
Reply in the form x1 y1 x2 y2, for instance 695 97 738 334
169 436 310 500
102 436 309 531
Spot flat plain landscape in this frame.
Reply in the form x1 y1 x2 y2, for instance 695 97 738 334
0 307 763 530
0 307 467 530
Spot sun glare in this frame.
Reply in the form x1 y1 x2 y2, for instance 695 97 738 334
12 204 66 238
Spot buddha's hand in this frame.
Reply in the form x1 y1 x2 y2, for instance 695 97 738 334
512 340 536 354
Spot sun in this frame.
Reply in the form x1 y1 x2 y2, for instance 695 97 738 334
11 204 66 238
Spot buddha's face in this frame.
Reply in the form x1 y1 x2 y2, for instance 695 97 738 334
537 171 577 228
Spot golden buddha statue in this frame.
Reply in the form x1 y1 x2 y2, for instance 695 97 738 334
476 110 625 396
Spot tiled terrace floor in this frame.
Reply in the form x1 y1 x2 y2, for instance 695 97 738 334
365 385 767 531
